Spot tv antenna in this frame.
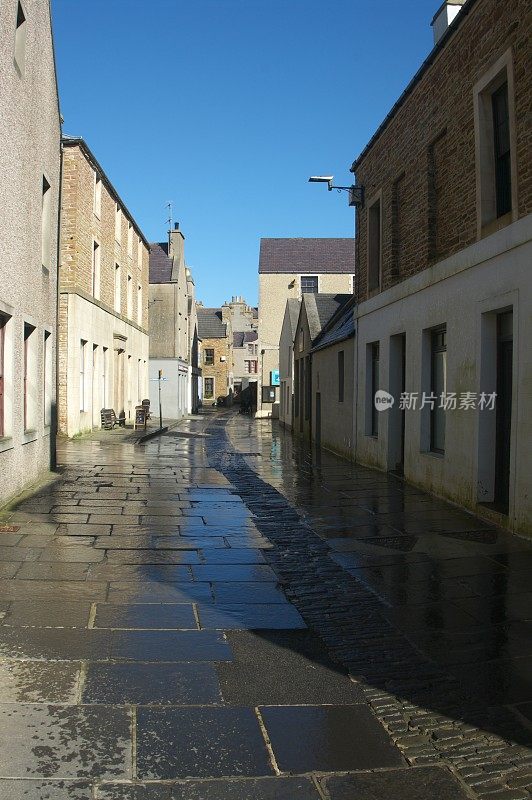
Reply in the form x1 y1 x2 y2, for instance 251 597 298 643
166 201 173 230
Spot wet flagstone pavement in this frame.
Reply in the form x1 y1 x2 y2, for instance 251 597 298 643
0 411 530 799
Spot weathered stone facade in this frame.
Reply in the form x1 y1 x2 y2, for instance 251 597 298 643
258 239 355 418
351 0 531 534
59 139 149 436
353 0 531 301
0 0 61 505
197 308 233 406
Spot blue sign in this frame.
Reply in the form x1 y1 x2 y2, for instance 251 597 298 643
270 369 280 387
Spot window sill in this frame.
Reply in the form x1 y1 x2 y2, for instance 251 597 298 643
22 430 38 445
480 211 513 239
0 437 14 454
421 449 445 459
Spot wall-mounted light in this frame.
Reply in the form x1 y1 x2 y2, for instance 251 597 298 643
308 175 364 207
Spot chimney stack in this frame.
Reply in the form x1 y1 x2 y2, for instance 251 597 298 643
431 0 465 45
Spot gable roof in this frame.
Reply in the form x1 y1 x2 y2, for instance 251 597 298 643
302 293 351 342
197 308 227 339
149 242 173 284
233 330 258 348
259 238 355 275
312 295 356 352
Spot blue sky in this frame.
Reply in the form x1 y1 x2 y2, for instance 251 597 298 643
52 0 438 307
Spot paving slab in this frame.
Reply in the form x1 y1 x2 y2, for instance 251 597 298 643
0 627 112 661
191 565 277 582
211 582 288 604
107 583 213 604
217 630 364 706
136 706 272 779
198 603 306 630
0 780 93 799
0 662 81 703
0 704 131 779
1 599 91 628
94 603 198 630
320 766 472 799
110 630 232 662
95 776 320 798
82 662 222 704
260 705 403 772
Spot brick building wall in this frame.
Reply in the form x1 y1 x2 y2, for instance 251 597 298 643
58 140 150 435
353 0 531 302
201 337 233 405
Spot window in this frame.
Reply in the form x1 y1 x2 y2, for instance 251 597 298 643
115 204 121 243
79 340 87 412
301 275 318 294
204 377 214 399
338 350 344 403
92 241 100 299
14 2 26 75
43 331 52 427
430 328 447 453
137 284 142 326
204 348 214 366
127 274 132 318
127 223 133 257
492 83 512 218
114 264 121 313
244 360 258 374
474 51 516 233
137 359 142 403
137 238 143 268
0 317 6 437
368 196 381 292
101 347 108 409
93 172 102 218
366 342 380 437
23 323 36 431
41 176 51 272
351 275 356 294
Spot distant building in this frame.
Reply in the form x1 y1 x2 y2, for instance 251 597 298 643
59 138 149 436
310 297 356 459
222 296 259 404
278 299 301 429
350 0 531 533
197 307 233 406
293 294 351 443
0 0 61 504
149 224 200 419
258 238 354 418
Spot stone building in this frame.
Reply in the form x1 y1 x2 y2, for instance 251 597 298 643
278 299 301 429
222 296 259 404
310 297 356 459
0 0 61 504
197 307 233 406
149 224 200 419
293 294 350 442
257 238 355 418
59 138 149 436
351 0 531 533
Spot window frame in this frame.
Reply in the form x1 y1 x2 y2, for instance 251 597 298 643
14 2 26 76
430 327 447 454
474 49 517 236
204 348 215 366
204 377 214 399
300 275 319 295
367 191 382 294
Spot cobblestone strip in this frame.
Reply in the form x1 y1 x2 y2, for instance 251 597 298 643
206 416 532 800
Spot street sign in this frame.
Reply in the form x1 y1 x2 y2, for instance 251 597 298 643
271 369 280 386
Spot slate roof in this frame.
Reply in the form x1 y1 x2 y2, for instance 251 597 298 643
149 242 173 284
312 295 356 352
259 238 355 275
304 294 351 342
197 308 227 339
233 331 258 348
286 299 301 338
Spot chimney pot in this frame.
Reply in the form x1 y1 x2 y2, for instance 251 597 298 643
431 0 465 45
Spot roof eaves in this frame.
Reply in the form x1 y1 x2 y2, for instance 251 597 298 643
350 0 479 173
62 137 150 249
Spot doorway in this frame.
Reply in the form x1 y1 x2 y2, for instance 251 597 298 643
494 311 513 513
388 333 406 474
315 392 321 449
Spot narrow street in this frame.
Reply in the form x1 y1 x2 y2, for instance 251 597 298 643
0 411 530 799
